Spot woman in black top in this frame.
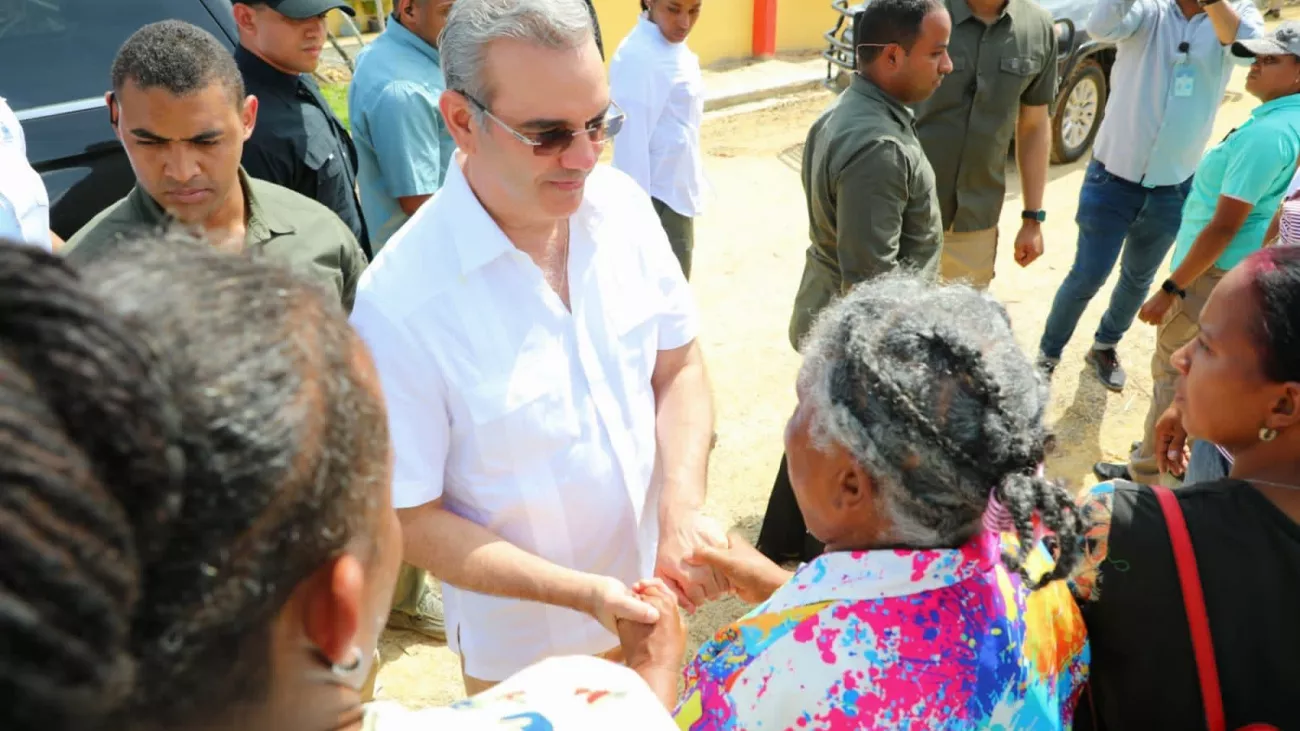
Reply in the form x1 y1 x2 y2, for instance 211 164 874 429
1072 246 1300 729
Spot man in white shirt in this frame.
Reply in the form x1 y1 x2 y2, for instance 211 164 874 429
0 97 55 252
349 0 722 693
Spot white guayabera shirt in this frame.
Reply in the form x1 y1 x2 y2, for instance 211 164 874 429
350 158 698 682
0 97 52 252
609 14 708 218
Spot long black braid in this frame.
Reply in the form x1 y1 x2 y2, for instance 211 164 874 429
804 274 1090 590
0 242 182 731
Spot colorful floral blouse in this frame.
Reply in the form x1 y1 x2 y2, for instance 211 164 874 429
674 532 1089 730
363 656 676 730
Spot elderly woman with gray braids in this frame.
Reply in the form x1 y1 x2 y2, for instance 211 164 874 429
675 275 1090 729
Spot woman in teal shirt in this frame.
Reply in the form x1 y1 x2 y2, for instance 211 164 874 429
1096 22 1300 486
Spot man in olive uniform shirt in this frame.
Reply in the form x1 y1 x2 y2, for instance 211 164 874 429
65 21 366 310
788 0 951 349
760 0 952 564
915 0 1056 289
232 0 371 257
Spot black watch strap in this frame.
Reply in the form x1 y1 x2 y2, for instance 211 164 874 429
1022 209 1046 223
1162 278 1188 299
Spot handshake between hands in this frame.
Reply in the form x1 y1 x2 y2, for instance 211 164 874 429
580 514 798 705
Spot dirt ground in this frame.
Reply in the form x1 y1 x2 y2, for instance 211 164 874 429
372 65 1260 708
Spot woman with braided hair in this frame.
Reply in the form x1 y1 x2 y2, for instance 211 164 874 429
0 240 182 731
672 274 1090 729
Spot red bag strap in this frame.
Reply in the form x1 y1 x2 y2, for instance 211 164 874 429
1152 485 1226 731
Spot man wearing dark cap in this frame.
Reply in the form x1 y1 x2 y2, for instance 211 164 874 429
232 0 371 257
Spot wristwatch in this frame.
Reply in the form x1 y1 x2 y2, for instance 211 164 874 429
1022 209 1047 223
1161 278 1188 299
1200 0 1222 6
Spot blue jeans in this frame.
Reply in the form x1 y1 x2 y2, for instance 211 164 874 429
1185 440 1231 485
1039 160 1192 359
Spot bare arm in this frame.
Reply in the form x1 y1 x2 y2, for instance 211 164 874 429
652 340 714 522
1168 196 1253 288
397 194 432 217
1016 104 1051 212
400 500 659 628
1264 204 1283 247
1204 0 1244 47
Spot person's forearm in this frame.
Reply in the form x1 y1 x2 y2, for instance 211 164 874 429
1016 111 1051 212
1205 0 1242 45
1265 207 1282 246
1169 225 1237 288
653 348 715 523
400 503 599 614
1086 0 1143 41
630 662 681 710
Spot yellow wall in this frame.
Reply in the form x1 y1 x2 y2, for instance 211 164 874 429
593 0 752 67
777 0 836 53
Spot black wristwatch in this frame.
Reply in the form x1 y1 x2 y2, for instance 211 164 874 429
1161 278 1187 299
1022 209 1047 223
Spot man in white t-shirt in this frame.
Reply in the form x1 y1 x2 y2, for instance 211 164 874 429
349 0 723 692
0 98 55 252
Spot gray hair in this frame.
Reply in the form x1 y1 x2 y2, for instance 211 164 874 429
440 0 595 108
798 274 1087 589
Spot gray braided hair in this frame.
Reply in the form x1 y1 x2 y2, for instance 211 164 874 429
799 274 1088 589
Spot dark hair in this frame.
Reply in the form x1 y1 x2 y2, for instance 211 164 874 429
1244 246 1300 383
110 20 245 104
854 0 943 67
75 230 389 728
800 275 1089 590
0 242 182 731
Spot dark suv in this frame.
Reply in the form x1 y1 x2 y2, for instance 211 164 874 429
2 0 239 239
823 0 1116 164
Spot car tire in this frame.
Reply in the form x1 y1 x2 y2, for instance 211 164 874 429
1051 58 1106 164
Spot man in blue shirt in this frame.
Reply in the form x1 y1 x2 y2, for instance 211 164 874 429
1036 0 1262 392
349 0 457 253
1095 23 1300 485
347 0 457 640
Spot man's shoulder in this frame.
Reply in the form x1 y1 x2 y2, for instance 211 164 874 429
1009 0 1055 31
354 39 442 94
251 178 350 233
64 196 150 264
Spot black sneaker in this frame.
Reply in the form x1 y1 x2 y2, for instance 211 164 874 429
1086 348 1127 392
1265 8 1281 19
1037 354 1059 378
1093 461 1132 481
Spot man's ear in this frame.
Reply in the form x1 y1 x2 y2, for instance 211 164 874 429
240 95 259 140
440 89 479 154
232 2 257 33
105 91 120 136
300 554 365 666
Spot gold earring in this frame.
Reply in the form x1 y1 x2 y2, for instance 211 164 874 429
1260 427 1279 442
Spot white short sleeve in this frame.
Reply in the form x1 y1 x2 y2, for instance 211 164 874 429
640 199 699 351
349 297 450 508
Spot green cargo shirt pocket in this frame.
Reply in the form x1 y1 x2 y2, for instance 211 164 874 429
998 54 1046 97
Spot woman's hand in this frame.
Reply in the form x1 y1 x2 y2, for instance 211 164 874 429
686 533 793 604
1154 404 1189 476
617 579 685 710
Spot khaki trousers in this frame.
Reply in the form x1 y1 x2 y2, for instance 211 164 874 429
939 227 999 289
461 645 625 697
652 197 695 280
1127 267 1227 484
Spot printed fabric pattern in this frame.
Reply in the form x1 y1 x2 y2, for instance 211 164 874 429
675 532 1089 730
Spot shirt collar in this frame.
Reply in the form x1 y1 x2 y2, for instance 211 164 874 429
235 45 300 94
441 157 517 276
636 12 673 47
1253 92 1300 119
383 17 442 67
850 73 915 128
127 169 294 246
949 0 1014 26
762 532 999 614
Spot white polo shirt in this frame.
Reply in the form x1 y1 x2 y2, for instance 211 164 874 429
0 97 52 251
349 159 699 681
609 14 707 218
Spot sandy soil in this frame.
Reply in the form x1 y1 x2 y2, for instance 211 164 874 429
372 66 1260 708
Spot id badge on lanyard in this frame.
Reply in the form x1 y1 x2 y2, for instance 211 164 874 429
1173 52 1195 98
